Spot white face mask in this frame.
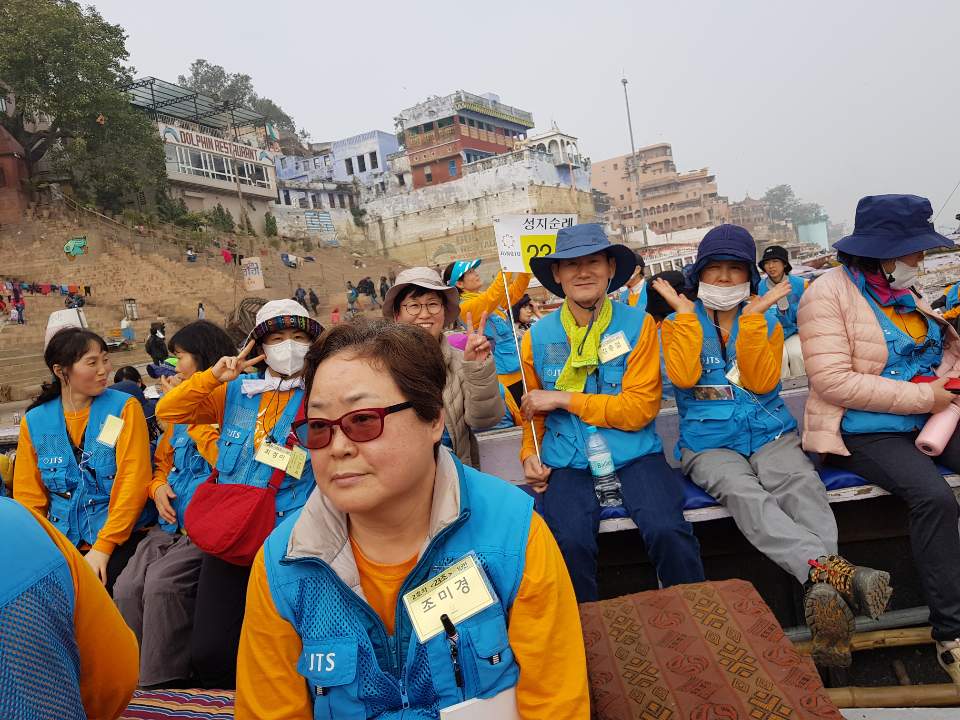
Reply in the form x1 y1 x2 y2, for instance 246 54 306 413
263 339 310 376
887 260 920 290
698 281 751 311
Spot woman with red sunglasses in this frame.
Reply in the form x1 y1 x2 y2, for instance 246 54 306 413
235 321 589 720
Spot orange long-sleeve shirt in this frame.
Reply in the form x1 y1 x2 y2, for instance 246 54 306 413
23 505 139 719
14 396 152 554
520 309 663 463
460 272 531 330
660 311 784 395
154 368 296 450
235 512 589 720
148 422 221 500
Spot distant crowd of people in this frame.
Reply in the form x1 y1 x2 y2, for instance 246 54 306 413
4 193 960 719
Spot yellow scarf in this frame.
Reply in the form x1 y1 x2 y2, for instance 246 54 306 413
556 298 613 392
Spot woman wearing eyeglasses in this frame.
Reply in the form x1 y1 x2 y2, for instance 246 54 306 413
799 194 960 682
381 267 505 467
235 321 589 719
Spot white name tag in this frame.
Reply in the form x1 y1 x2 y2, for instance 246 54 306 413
96 415 124 448
598 330 631 363
255 442 292 471
402 554 497 643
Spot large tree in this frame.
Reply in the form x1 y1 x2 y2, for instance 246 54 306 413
178 58 297 133
0 0 165 204
762 184 827 226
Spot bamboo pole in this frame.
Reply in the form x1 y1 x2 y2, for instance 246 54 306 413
828 683 960 708
793 626 934 655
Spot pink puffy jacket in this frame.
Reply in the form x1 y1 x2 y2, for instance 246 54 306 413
798 266 960 456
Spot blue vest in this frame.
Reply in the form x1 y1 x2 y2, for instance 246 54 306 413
159 424 214 533
263 454 532 718
758 274 805 338
673 301 798 458
0 497 85 720
530 302 662 470
24 388 156 546
615 282 648 310
216 376 315 525
842 286 943 435
484 312 521 376
946 283 960 311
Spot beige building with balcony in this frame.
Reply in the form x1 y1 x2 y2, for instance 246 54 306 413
592 142 729 239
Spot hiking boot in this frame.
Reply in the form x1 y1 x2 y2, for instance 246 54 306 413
804 581 855 668
808 555 891 620
937 639 960 685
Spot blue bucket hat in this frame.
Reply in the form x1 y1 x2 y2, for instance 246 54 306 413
834 194 954 259
686 224 760 291
529 223 636 298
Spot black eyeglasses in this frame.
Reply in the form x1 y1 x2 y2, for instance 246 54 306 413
292 402 413 449
400 301 444 316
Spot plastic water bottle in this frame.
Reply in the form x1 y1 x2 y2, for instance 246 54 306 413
585 426 623 509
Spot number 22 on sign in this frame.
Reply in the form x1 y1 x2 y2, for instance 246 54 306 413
520 235 557 272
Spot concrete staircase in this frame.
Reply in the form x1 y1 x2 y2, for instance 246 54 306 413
0 212 402 398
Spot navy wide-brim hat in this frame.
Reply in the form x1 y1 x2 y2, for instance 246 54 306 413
834 194 954 260
529 223 636 298
686 224 761 291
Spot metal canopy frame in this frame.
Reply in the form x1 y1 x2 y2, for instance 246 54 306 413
125 77 266 131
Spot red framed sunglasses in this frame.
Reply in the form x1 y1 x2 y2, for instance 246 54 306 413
292 402 413 449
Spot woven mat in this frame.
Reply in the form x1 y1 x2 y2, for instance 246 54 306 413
121 688 235 719
580 579 843 719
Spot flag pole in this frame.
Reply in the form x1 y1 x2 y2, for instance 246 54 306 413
500 271 541 460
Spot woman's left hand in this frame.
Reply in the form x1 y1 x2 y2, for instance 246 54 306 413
83 548 110 585
463 312 492 363
742 281 791 316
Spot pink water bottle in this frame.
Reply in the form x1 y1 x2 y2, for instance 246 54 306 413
915 402 960 456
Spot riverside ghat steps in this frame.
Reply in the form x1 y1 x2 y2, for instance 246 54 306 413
0 213 400 399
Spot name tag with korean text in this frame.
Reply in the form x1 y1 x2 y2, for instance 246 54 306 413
255 442 292 471
725 361 743 388
598 331 631 363
402 554 497 643
286 446 308 479
96 415 124 448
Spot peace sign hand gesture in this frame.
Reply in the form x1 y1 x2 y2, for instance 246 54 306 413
462 311 492 363
211 340 266 383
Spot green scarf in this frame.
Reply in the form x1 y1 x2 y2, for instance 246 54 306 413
556 298 613 392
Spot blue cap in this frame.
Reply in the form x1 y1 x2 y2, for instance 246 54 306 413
446 259 481 287
686 224 760 290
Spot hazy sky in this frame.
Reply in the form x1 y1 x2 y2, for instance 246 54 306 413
90 0 960 233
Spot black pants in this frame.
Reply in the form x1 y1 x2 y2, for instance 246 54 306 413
189 552 251 689
826 430 960 640
506 381 524 408
105 528 148 596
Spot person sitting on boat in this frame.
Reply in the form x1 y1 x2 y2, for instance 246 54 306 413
758 245 807 378
614 249 648 308
519 223 705 603
655 224 891 668
234 321 589 718
799 194 960 682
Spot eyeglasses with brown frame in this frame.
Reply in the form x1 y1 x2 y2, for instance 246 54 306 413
292 402 414 449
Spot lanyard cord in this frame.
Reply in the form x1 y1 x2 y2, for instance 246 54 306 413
712 309 729 364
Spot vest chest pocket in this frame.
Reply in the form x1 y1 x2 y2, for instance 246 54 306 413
599 363 626 393
297 638 365 720
39 462 70 494
216 428 248 474
462 613 516 699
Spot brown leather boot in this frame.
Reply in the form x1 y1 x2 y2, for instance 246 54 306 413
804 581 855 668
808 555 892 620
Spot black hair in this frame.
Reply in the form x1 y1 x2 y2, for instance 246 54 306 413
632 249 646 270
837 251 883 274
442 262 455 286
113 365 143 387
168 320 238 373
29 328 109 411
511 294 533 323
392 286 443 318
